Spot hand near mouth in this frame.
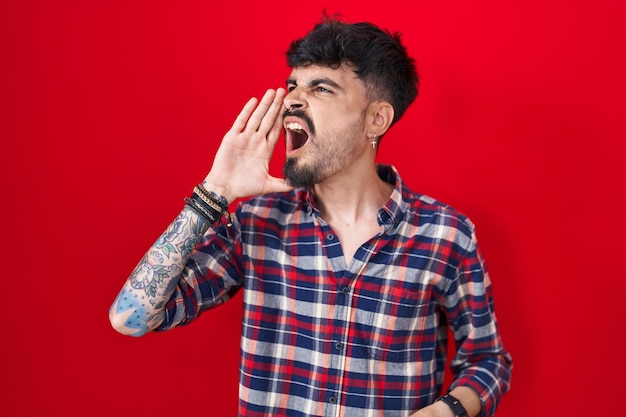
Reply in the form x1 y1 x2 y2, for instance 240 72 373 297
202 88 293 203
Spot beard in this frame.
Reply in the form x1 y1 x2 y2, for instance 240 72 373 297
283 157 320 188
283 117 364 189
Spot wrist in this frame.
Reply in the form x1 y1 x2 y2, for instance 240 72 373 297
184 184 232 226
436 393 470 417
200 180 233 204
431 401 456 417
411 401 455 417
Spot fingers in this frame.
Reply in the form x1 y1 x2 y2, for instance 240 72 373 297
255 88 286 134
230 88 286 136
267 100 287 147
244 89 277 132
230 97 259 133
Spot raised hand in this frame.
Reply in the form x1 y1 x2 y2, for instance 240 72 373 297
202 88 292 203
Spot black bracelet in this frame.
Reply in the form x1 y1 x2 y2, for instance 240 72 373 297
184 195 220 224
196 185 232 226
436 394 468 417
184 186 232 226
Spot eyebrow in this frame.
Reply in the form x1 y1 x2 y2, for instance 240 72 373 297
286 77 344 91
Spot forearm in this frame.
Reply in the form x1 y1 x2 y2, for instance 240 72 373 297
410 387 481 417
109 88 289 336
109 206 211 336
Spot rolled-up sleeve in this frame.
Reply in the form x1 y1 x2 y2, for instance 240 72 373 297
444 229 513 417
157 218 244 331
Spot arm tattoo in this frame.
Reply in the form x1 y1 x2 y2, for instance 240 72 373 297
129 260 176 297
130 210 207 298
112 208 211 335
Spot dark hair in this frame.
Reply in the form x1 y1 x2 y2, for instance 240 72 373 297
286 17 419 125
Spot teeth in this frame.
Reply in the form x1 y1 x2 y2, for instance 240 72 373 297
286 122 305 132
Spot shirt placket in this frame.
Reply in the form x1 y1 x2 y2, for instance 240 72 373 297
317 219 383 417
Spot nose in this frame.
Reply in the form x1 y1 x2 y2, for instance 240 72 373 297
283 88 306 112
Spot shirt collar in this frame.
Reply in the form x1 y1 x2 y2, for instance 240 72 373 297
376 164 405 233
304 164 406 234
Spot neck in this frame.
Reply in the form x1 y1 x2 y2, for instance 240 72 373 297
313 162 393 226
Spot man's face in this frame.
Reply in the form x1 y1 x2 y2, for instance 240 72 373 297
282 64 371 188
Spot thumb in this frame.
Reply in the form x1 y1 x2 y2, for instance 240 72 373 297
264 177 294 195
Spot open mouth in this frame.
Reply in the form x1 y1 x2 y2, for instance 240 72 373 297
285 122 309 151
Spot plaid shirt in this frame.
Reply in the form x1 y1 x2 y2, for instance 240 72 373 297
160 165 512 417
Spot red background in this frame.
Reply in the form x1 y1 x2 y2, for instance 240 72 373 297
2 1 625 416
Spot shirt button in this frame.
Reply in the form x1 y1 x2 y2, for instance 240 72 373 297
335 342 343 350
326 233 335 240
329 396 337 404
341 286 350 295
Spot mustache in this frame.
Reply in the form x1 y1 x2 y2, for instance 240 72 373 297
283 108 315 135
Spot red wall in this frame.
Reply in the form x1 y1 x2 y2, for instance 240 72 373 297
2 1 624 416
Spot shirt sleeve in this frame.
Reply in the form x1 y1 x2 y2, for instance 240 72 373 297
156 214 245 331
443 226 513 417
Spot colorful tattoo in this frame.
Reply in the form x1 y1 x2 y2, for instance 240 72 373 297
155 213 189 258
112 207 211 335
129 260 175 297
110 288 149 336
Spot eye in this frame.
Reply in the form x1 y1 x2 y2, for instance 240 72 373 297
316 86 332 93
287 85 296 92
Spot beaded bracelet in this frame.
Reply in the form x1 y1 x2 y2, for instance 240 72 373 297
184 185 231 226
196 184 229 211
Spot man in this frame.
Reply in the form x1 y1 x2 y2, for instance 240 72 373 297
110 17 512 417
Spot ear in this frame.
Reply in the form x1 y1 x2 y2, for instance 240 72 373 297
367 101 394 137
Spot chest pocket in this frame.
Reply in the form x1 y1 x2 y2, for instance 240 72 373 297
353 278 433 362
